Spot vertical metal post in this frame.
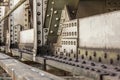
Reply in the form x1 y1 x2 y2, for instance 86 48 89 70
33 0 37 61
43 59 46 71
76 19 79 62
9 0 14 49
0 0 27 22
12 68 15 80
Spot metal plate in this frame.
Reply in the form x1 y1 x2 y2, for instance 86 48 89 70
20 29 34 44
44 0 79 43
79 11 120 49
0 6 5 43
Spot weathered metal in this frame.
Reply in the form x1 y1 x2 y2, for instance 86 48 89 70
79 11 120 49
0 0 26 22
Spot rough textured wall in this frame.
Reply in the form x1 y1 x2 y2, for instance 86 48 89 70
79 11 120 49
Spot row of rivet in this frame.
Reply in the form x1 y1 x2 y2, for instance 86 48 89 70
9 0 14 43
0 7 2 42
36 0 48 45
24 0 29 29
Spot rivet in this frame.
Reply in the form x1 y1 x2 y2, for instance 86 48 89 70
44 29 48 33
37 12 41 16
38 40 41 44
38 31 41 34
56 18 59 21
50 8 53 11
54 11 58 14
60 24 62 26
72 11 75 13
37 2 41 6
47 14 50 17
50 31 53 34
51 1 55 4
54 24 57 27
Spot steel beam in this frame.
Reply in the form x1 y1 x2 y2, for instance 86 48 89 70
0 0 26 22
0 52 65 80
